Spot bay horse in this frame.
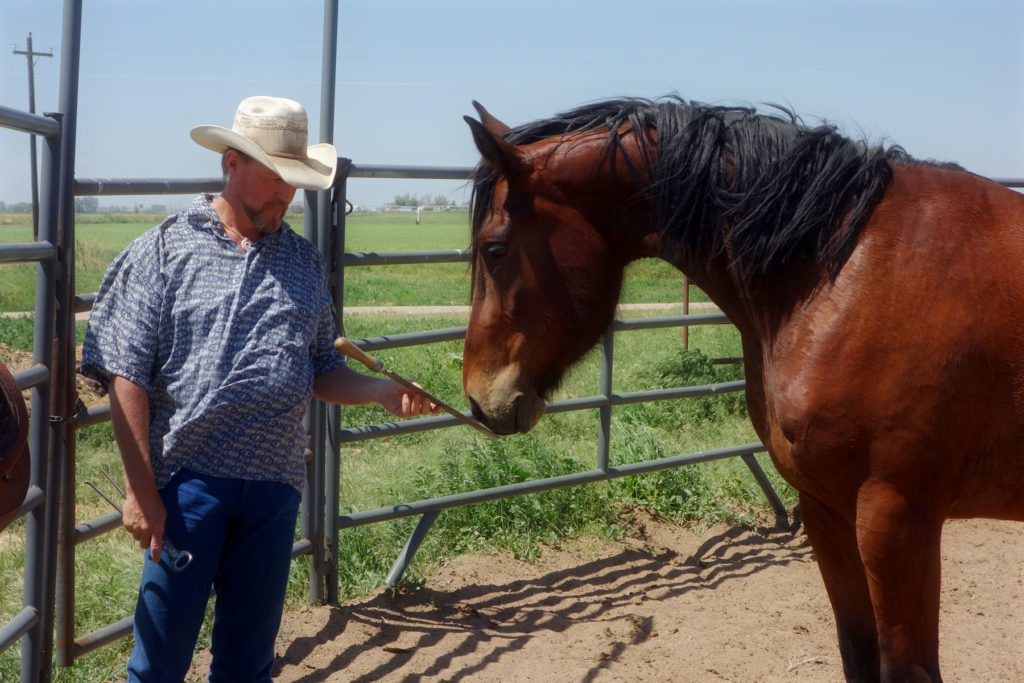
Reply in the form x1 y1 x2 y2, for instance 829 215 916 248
0 360 29 531
461 97 1024 682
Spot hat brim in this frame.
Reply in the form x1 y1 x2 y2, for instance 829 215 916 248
190 125 338 191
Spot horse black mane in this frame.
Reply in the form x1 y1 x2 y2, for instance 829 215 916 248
470 96 912 280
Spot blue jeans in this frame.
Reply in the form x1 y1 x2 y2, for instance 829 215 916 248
126 469 302 683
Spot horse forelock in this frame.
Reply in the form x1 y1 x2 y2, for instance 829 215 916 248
469 96 912 286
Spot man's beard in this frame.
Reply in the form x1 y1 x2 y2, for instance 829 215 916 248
243 199 288 234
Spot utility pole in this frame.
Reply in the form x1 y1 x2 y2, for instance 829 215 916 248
13 33 53 240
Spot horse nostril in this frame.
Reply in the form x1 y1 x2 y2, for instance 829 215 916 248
468 396 485 422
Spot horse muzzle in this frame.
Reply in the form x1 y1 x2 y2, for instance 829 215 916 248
466 380 546 435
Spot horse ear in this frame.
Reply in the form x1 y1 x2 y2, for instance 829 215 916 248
464 115 524 177
472 100 511 135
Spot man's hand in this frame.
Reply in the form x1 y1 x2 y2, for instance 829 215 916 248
122 479 167 563
314 365 443 418
378 380 442 418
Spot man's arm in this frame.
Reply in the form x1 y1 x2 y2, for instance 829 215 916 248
109 375 165 562
313 364 438 417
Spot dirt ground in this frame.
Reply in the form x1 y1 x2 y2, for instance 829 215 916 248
189 512 1022 682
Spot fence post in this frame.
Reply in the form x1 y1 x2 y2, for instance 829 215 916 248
52 0 83 671
18 115 62 683
596 327 614 472
325 162 351 604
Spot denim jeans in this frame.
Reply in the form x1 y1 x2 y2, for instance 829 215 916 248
126 468 301 683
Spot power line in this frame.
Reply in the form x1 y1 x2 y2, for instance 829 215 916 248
13 33 53 239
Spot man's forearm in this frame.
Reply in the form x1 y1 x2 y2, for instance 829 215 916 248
109 375 154 491
109 374 165 555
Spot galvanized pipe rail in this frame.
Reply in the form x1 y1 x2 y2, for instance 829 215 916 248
0 41 64 683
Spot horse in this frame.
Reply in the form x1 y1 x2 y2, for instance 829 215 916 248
0 359 29 531
460 96 1024 682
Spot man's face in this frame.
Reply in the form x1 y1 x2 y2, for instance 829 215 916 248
232 154 297 234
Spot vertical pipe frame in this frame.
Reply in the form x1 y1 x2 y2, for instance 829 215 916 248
20 117 61 683
51 0 83 671
314 0 340 605
596 328 614 472
326 167 351 604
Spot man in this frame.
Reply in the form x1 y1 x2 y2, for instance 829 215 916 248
81 96 438 682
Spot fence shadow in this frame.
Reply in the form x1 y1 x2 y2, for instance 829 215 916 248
271 520 813 682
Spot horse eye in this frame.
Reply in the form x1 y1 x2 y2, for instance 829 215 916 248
484 242 508 259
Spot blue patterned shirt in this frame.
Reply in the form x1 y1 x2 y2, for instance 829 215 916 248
81 194 346 492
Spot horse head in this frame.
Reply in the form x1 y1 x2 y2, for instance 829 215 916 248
462 102 657 434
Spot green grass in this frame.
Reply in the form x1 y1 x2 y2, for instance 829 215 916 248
2 211 703 311
0 212 795 681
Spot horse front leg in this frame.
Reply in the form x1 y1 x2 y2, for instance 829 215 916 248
800 492 881 682
855 479 944 683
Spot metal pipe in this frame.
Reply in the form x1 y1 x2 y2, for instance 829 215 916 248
0 103 61 138
344 249 470 266
74 403 111 428
73 177 223 196
310 0 340 606
348 164 472 180
597 327 614 472
0 241 57 263
22 105 63 683
740 453 788 522
0 608 40 656
333 380 748 444
52 0 84 669
71 616 132 659
325 168 350 604
339 443 767 529
347 326 468 351
1 486 46 528
385 511 441 586
72 510 122 544
614 312 731 331
12 364 51 392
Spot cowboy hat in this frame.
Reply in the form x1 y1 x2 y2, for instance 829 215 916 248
190 96 338 191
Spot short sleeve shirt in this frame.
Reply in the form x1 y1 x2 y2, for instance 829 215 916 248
81 194 346 492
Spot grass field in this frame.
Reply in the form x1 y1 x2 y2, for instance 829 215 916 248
0 211 790 682
0 210 704 312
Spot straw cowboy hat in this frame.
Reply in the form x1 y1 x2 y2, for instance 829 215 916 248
190 96 338 191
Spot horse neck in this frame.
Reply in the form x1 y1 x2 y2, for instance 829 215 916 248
664 245 823 358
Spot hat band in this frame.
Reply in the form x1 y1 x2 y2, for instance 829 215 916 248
236 125 308 159
265 149 305 160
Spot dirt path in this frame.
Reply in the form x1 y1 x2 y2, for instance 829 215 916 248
187 513 1023 682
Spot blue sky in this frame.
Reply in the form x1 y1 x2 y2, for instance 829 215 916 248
2 0 1022 210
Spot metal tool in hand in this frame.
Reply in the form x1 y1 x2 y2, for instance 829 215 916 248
334 337 499 439
84 469 194 572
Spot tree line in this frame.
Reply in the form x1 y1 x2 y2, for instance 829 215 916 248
391 192 456 208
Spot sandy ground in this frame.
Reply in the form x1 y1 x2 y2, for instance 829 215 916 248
187 511 1023 682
